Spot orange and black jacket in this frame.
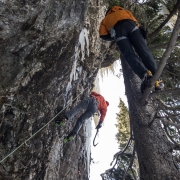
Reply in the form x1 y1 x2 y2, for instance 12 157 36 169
90 91 109 122
99 6 139 41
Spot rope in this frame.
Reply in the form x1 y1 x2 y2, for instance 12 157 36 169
0 87 89 164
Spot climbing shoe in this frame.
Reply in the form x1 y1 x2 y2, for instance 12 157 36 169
63 132 76 143
55 116 68 127
141 70 153 93
155 78 164 91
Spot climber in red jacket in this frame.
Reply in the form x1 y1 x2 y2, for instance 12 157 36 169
55 91 109 142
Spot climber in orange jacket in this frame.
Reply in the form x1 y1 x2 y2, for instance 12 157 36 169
55 91 109 142
99 6 164 93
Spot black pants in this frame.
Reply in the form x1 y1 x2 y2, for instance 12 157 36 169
114 20 157 78
65 96 98 134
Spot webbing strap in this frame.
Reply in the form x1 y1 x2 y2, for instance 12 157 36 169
116 36 128 42
115 26 139 42
131 26 139 34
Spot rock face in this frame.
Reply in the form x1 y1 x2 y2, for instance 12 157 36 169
0 0 115 179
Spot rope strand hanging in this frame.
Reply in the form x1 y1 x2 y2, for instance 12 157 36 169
0 87 88 164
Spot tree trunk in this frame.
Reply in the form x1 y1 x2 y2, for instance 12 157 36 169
120 55 180 180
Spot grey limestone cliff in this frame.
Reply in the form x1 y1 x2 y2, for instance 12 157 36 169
0 0 116 179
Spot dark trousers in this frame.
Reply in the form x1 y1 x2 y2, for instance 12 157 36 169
114 20 157 78
65 97 98 134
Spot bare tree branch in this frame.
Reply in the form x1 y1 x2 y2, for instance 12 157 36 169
141 9 180 103
110 137 132 167
149 42 169 50
150 88 180 98
149 36 180 50
172 144 180 150
164 69 180 77
148 0 180 40
123 145 135 180
160 118 180 129
164 124 179 144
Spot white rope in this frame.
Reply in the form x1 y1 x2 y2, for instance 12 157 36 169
0 87 88 163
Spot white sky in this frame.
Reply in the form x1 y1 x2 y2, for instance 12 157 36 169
90 61 128 180
75 27 128 179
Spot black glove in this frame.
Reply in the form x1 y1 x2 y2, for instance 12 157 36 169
96 121 103 129
100 34 114 41
139 25 148 39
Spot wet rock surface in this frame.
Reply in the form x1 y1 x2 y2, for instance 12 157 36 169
0 0 116 179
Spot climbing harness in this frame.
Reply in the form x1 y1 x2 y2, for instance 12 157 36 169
131 26 138 34
116 26 139 42
116 36 128 42
93 129 99 147
0 87 88 164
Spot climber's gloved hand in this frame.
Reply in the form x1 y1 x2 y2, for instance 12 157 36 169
96 121 103 129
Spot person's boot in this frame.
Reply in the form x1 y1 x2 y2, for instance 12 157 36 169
155 78 164 91
141 70 153 93
63 132 76 143
55 116 68 127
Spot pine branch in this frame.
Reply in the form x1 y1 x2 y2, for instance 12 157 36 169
150 88 180 98
110 137 132 167
149 42 169 50
149 36 180 50
159 117 180 130
172 144 180 150
164 69 180 78
155 99 180 114
122 145 135 180
141 9 180 103
148 0 180 40
164 124 179 145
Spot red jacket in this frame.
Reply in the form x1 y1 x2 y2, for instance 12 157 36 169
90 92 109 122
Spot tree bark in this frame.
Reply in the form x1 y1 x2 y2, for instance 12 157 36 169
120 55 180 180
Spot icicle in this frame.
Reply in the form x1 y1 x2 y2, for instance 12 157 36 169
66 28 89 95
84 117 92 177
79 28 89 61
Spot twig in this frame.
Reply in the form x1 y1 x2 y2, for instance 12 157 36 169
149 0 180 40
141 9 180 102
122 144 136 180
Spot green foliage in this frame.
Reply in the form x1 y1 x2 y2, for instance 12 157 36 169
113 51 120 60
165 0 178 11
115 98 130 149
